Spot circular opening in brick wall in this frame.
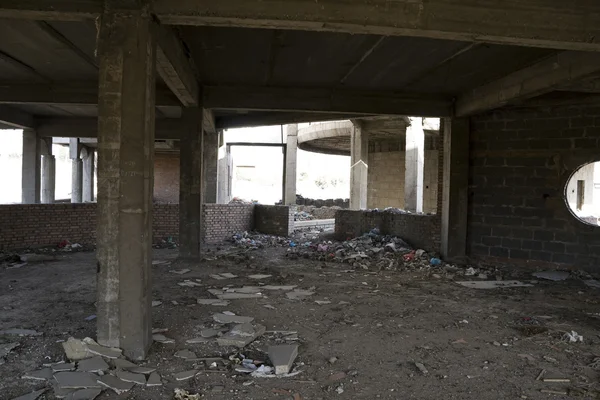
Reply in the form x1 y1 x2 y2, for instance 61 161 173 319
564 162 600 226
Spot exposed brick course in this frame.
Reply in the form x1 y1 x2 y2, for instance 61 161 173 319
468 105 600 270
202 204 254 244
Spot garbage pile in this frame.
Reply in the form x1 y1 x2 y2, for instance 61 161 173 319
294 210 314 221
231 232 291 249
286 229 442 271
229 197 255 205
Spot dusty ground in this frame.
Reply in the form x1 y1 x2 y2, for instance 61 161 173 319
2 239 600 400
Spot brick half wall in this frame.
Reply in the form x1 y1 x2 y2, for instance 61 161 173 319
202 204 255 244
255 205 295 237
468 105 600 270
335 209 441 253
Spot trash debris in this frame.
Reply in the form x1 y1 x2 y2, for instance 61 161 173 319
217 324 266 347
430 258 442 266
173 388 201 400
84 315 96 321
250 365 303 378
415 362 429 375
456 281 534 289
532 271 570 281
268 344 299 375
562 331 583 343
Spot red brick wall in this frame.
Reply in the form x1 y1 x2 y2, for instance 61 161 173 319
202 204 255 244
154 153 179 204
0 204 180 251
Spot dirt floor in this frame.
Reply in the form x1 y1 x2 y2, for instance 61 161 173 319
2 235 600 399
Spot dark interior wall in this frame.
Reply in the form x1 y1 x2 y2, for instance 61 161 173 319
467 105 600 270
154 153 180 204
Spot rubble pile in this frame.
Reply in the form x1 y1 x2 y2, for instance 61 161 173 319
294 210 314 221
286 229 440 271
230 232 291 249
229 197 255 205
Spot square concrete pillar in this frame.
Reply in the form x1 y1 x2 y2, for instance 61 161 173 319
179 107 204 260
217 137 231 204
405 117 425 213
350 121 368 210
41 155 56 204
82 148 95 202
70 138 83 203
441 118 469 261
284 124 298 205
203 130 218 204
96 6 156 360
21 129 40 204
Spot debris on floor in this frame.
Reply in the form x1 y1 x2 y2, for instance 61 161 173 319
268 344 299 375
170 269 191 275
456 281 534 289
0 328 43 336
532 270 570 281
173 388 201 400
11 388 47 400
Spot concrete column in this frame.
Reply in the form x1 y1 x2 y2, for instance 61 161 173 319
179 107 204 260
283 124 298 205
70 138 83 203
82 148 95 202
441 118 469 261
405 117 425 213
350 121 368 210
21 129 40 204
203 130 218 204
96 6 156 360
217 138 231 204
41 155 56 204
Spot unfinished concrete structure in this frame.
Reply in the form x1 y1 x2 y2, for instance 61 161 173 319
297 117 440 213
1 1 600 359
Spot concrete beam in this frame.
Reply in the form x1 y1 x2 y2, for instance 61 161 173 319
203 109 216 134
4 1 600 52
456 51 600 116
36 117 185 140
0 105 34 129
216 112 361 130
0 82 180 106
156 26 199 107
204 86 452 117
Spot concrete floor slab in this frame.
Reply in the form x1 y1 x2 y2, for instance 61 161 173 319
54 372 102 389
97 375 135 394
77 357 109 373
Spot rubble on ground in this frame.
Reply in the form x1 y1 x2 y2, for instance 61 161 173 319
229 197 255 205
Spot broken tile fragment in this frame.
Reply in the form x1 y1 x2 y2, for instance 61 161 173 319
456 280 534 289
0 328 42 336
248 274 272 280
315 300 332 305
220 273 238 279
146 372 162 387
151 301 162 307
77 357 109 373
263 285 297 291
64 388 102 400
532 271 570 281
225 286 261 294
213 313 254 324
201 328 220 338
54 372 102 389
86 344 122 359
126 366 156 375
178 280 202 287
268 344 299 375
197 299 230 306
170 269 191 275
112 358 137 369
217 324 266 348
152 260 170 266
0 342 19 358
22 368 53 381
152 334 175 344
116 370 146 385
286 289 315 300
97 375 135 394
174 370 198 381
217 293 262 300
186 337 209 344
52 362 76 372
11 388 47 400
174 349 198 361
